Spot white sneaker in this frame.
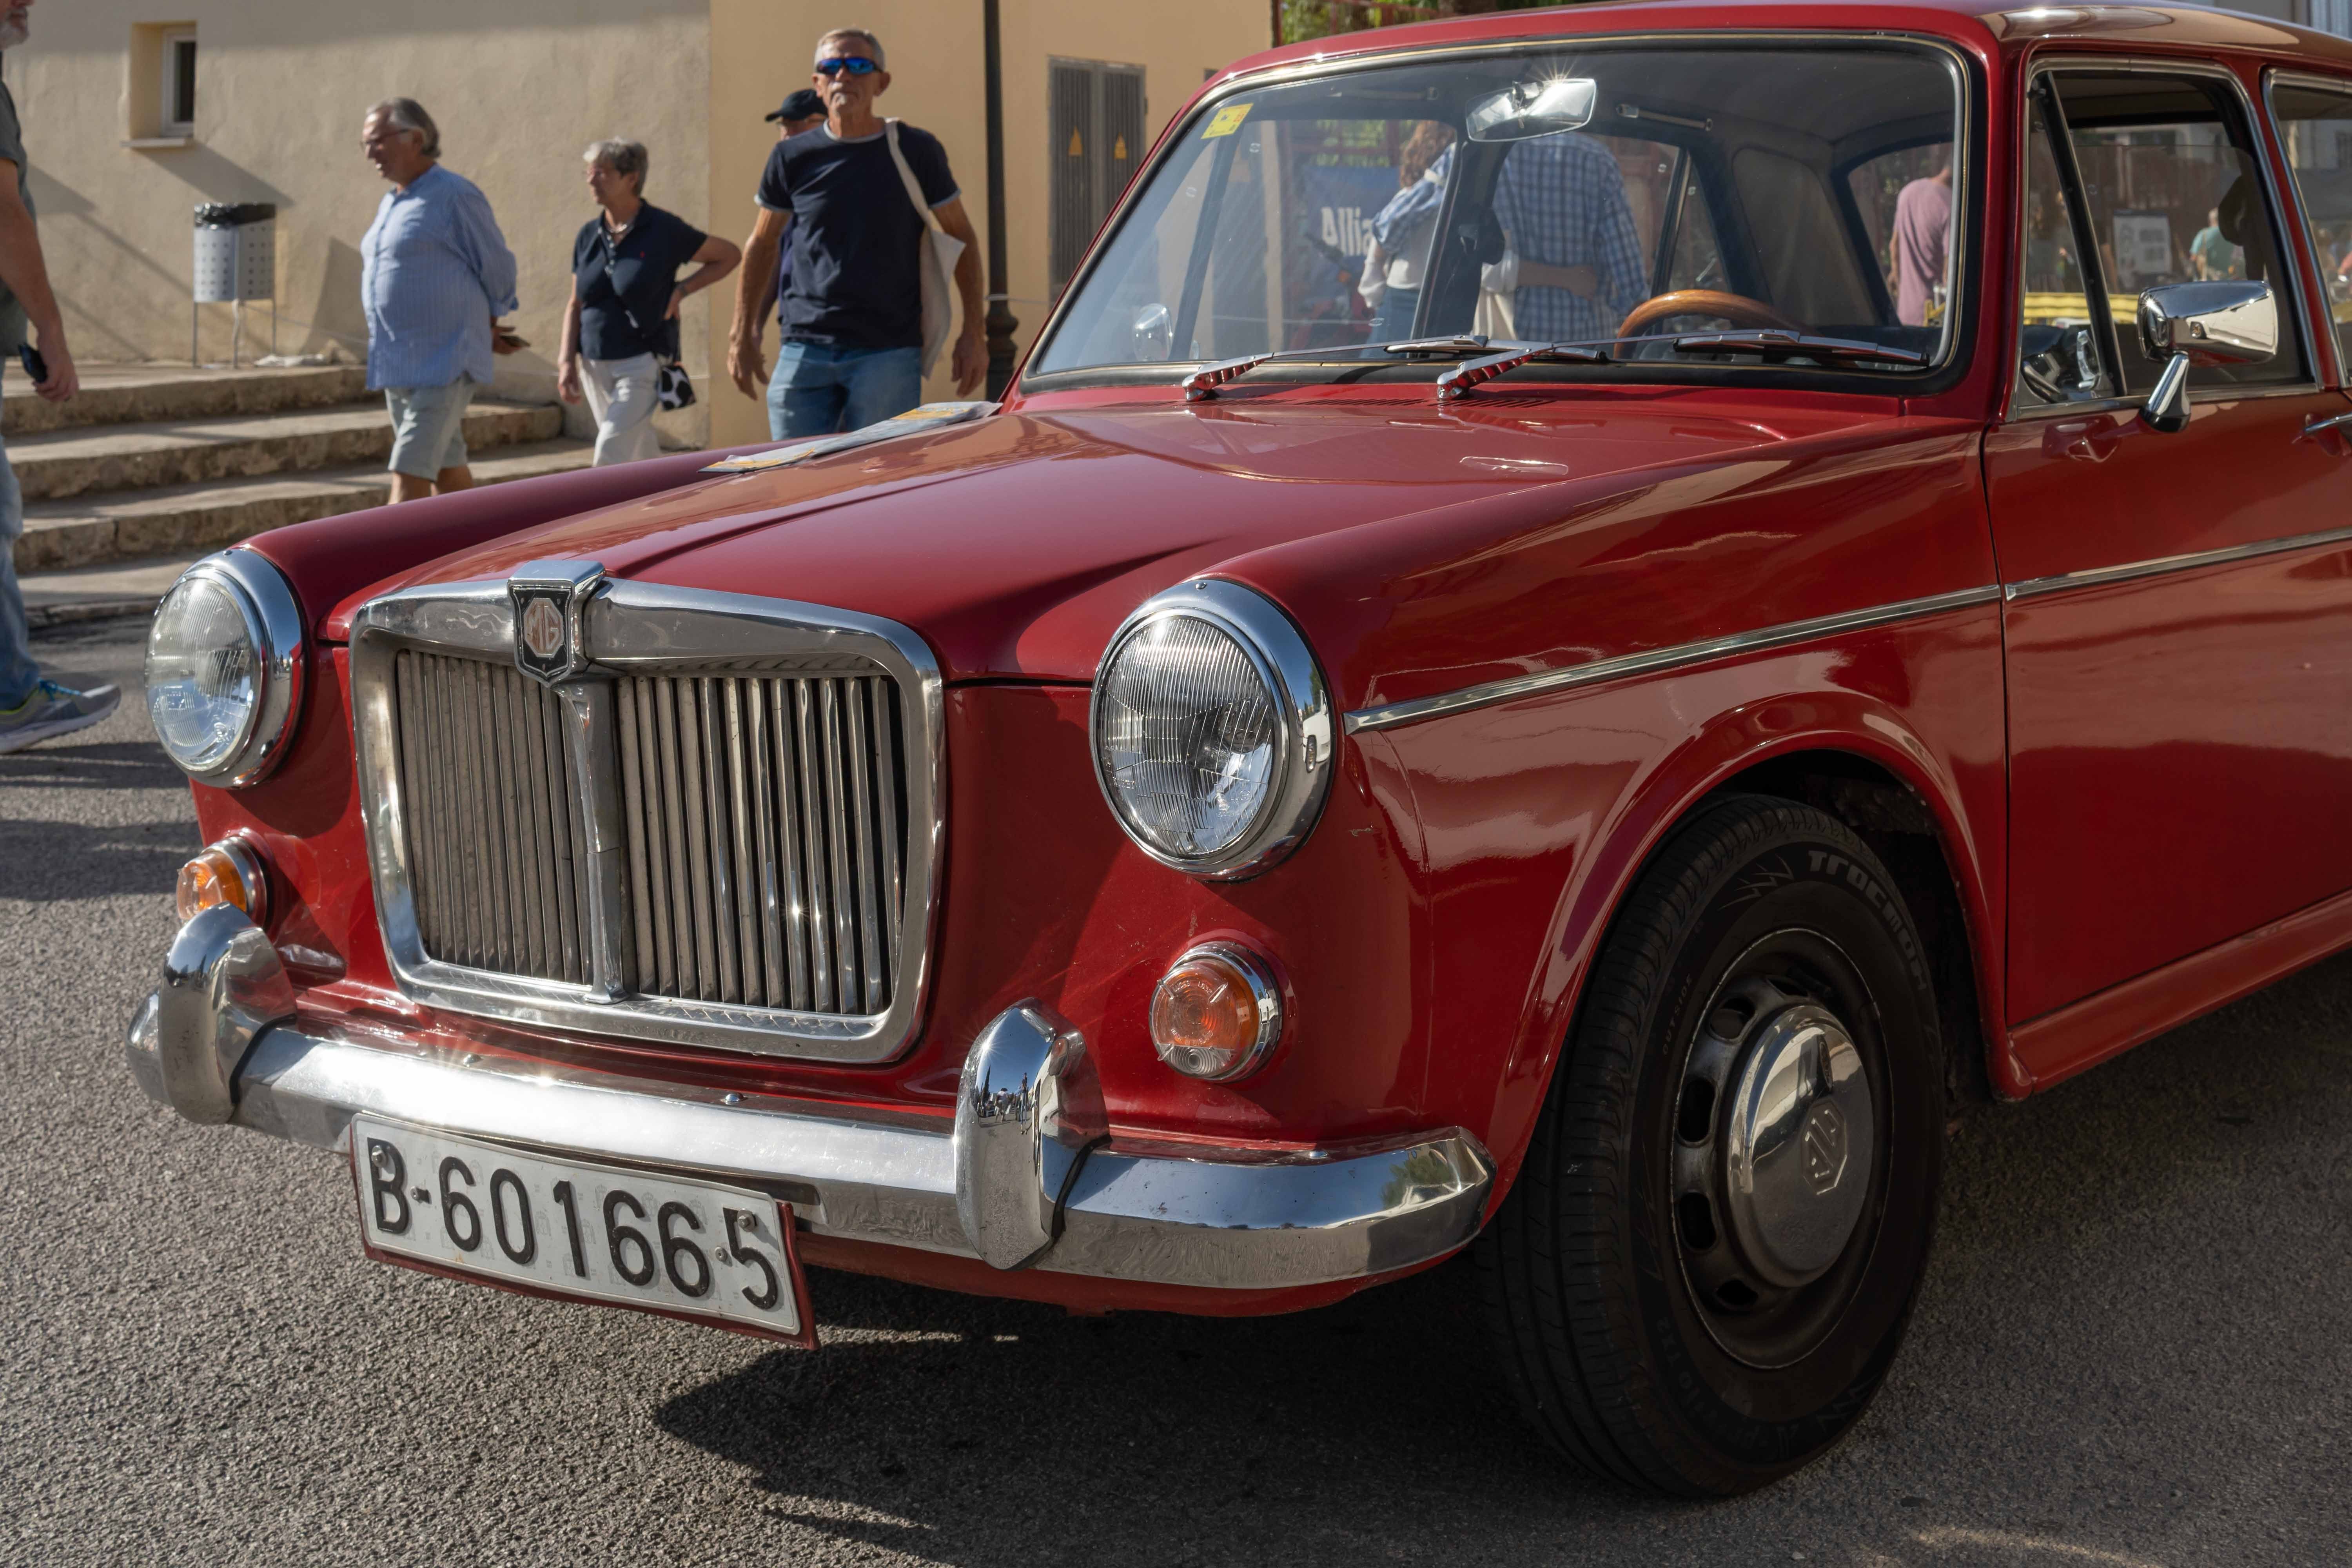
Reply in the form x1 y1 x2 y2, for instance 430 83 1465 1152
0 679 123 754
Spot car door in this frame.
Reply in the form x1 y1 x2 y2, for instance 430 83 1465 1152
1987 60 2352 1028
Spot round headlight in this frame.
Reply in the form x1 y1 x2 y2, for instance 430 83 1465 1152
145 550 305 786
1091 580 1334 879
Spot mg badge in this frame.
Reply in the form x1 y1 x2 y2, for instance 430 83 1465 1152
1801 1101 1848 1196
520 597 564 662
507 559 605 684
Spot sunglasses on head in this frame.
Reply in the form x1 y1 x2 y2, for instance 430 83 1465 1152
815 56 879 77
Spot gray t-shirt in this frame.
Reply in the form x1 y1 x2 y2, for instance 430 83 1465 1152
0 70 33 354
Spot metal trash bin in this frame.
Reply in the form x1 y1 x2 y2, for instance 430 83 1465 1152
192 202 276 367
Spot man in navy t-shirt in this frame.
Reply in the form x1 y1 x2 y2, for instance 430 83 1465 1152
744 90 826 343
727 27 985 439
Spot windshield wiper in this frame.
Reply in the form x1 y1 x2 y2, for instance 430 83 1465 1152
1434 340 1611 400
1180 336 1499 401
1668 330 1926 369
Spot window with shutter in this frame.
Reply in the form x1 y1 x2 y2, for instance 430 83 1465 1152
1049 58 1147 299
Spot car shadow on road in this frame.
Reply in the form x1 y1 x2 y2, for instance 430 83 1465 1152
0 813 196 900
654 1252 1646 1562
654 951 2352 1564
0 738 185 793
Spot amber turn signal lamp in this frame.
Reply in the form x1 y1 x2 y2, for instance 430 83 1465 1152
1148 942 1284 1082
175 835 270 927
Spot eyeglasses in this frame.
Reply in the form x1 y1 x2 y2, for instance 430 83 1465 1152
815 56 879 77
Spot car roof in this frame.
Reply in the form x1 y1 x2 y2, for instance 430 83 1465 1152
1215 2 2352 83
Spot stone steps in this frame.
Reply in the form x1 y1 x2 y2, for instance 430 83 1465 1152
15 439 597 573
7 363 595 581
2 364 371 436
9 397 565 503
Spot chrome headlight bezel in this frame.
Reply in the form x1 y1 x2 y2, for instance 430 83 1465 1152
144 549 306 788
1089 579 1334 880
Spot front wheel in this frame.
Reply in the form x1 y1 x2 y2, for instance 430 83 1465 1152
1476 796 1946 1495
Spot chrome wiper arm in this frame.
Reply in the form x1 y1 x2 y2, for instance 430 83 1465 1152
1180 336 1497 401
1667 330 1927 368
1434 340 1610 401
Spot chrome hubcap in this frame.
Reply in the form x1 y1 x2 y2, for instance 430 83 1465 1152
1720 998 1873 1287
1673 971 1877 1362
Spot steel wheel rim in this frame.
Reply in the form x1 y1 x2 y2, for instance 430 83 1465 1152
1668 928 1889 1370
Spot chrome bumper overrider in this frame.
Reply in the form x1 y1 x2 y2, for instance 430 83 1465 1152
125 906 1494 1291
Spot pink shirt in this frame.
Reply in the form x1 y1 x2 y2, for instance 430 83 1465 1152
1893 176 1953 328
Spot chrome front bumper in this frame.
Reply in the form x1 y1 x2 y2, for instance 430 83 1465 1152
125 906 1494 1292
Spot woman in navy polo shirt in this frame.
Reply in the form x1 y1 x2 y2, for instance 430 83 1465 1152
557 139 740 465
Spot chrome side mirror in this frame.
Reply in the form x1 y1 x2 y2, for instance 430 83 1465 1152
2136 280 2276 434
1131 303 1172 362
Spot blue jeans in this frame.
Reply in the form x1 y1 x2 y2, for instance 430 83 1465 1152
1368 285 1421 344
766 342 923 440
0 389 37 710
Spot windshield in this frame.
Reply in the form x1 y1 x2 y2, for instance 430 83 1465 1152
1031 40 1964 381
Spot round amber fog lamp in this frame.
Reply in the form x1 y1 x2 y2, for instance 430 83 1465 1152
175 835 269 927
1149 942 1284 1082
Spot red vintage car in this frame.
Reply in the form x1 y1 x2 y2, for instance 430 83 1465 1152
127 0 2352 1495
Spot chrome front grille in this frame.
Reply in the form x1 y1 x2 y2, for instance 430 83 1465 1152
395 651 597 984
614 673 904 1015
350 577 942 1063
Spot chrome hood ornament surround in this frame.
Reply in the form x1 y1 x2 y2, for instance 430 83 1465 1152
508 559 606 685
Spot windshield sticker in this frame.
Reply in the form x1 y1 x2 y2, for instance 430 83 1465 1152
1201 102 1253 139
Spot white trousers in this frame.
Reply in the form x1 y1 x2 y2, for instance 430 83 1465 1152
584 353 663 466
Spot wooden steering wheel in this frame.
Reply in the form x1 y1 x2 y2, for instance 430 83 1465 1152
1618 290 1802 337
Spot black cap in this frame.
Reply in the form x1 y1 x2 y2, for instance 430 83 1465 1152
766 89 825 124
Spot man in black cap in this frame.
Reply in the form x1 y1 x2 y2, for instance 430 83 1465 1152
745 89 827 346
769 87 826 137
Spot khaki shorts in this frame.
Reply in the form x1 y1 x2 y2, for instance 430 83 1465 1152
384 377 476 480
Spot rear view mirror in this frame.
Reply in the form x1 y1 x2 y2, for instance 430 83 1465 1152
2136 280 2276 434
1466 77 1597 142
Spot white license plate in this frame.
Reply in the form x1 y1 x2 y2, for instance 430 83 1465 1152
350 1115 815 1345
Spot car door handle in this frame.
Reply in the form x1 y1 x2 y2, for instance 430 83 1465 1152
2303 410 2352 439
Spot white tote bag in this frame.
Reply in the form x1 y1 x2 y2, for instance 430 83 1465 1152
885 120 965 380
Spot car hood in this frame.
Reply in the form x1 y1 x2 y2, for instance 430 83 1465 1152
372 391 1891 689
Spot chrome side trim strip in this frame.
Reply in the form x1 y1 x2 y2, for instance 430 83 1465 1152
1343 585 2001 734
2001 522 2352 603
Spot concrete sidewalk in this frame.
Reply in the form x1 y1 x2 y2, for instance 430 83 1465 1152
18 553 195 633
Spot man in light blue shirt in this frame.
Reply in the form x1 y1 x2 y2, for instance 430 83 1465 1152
359 98 519 503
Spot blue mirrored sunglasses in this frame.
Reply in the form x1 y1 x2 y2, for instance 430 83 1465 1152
815 56 880 76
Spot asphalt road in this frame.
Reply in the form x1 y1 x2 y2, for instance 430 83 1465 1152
4 616 2347 1568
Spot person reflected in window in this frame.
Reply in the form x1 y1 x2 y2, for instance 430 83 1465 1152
1357 122 1455 343
1488 133 1646 344
1891 162 1952 327
2191 207 2240 280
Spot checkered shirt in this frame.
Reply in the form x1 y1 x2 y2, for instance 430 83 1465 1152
1490 134 1648 343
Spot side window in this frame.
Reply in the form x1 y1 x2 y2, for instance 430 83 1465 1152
1733 147 1877 323
2053 70 2307 390
2016 94 2118 408
1847 140 1958 330
2266 76 2352 372
1660 157 1728 293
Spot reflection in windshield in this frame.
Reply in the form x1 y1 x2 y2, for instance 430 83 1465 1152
1031 42 1962 380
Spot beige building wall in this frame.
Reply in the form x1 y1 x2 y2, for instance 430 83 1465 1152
705 0 1269 446
9 0 1269 452
14 0 713 439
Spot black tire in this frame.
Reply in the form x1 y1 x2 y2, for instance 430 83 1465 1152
1475 795 1945 1496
